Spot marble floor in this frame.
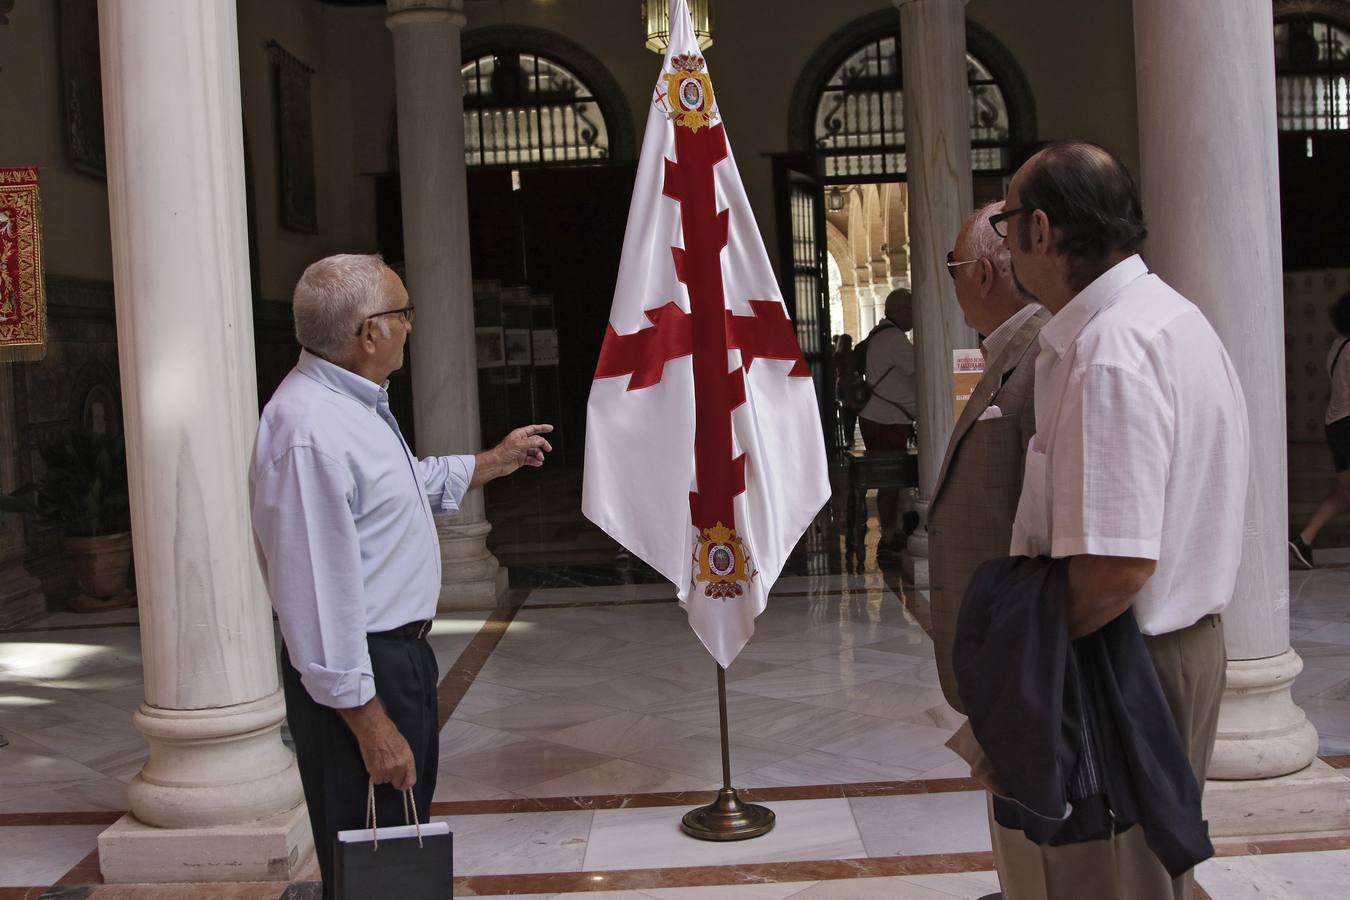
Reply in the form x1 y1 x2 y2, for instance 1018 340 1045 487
4 558 1350 897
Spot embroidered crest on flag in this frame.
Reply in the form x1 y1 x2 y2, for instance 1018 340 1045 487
663 53 717 132
693 522 754 600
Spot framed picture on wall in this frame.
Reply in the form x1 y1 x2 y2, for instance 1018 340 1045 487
504 328 532 365
57 0 107 179
476 327 505 368
266 41 318 234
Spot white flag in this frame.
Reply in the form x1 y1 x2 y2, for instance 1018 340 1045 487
582 0 830 668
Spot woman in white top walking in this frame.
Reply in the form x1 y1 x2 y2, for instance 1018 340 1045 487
1291 291 1350 568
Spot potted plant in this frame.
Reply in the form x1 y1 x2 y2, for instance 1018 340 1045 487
0 430 135 612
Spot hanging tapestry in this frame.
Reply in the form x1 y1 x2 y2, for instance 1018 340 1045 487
0 167 47 362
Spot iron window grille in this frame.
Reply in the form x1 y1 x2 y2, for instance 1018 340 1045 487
812 36 1012 179
463 51 611 167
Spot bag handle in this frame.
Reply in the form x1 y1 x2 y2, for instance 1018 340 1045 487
365 779 425 851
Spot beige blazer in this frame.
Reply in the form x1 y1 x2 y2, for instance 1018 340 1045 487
927 306 1049 713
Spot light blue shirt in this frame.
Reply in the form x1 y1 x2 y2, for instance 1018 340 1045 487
250 350 474 708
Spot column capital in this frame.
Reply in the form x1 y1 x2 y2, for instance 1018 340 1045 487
386 0 465 29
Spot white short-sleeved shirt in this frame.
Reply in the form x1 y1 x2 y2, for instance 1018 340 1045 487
861 322 917 425
1010 255 1250 635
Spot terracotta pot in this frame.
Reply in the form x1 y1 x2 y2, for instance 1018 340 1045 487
62 532 136 612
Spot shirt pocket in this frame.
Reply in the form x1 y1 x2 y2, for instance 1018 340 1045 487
1012 445 1050 556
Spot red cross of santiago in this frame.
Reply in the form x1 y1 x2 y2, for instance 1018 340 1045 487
593 122 811 534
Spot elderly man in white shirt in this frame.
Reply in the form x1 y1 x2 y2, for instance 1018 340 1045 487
250 254 551 898
983 143 1249 900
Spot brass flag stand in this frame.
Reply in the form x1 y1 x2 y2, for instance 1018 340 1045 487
680 663 776 840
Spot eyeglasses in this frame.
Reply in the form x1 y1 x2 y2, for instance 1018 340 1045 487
945 251 981 278
989 206 1035 238
355 304 415 335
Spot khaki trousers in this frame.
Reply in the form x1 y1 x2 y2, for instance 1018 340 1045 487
990 615 1226 900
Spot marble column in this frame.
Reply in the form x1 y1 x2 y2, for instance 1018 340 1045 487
895 0 978 582
870 254 891 289
1135 0 1346 836
854 267 877 334
387 0 506 610
839 285 863 343
94 0 310 881
0 365 43 630
891 187 912 284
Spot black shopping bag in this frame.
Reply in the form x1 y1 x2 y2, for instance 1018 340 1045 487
334 782 452 899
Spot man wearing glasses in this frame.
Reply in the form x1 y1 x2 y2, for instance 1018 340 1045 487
927 200 1047 770
249 253 552 897
981 144 1247 899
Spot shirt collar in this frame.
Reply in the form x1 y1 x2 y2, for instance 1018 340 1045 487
296 349 388 411
980 303 1041 365
1039 254 1149 357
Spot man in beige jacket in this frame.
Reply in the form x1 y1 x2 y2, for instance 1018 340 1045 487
925 202 1047 899
928 202 1047 707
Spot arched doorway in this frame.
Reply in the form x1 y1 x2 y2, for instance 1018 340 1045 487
775 11 1034 447
788 11 1036 182
376 28 635 467
1275 3 1350 548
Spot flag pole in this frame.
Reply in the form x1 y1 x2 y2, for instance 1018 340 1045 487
679 662 776 840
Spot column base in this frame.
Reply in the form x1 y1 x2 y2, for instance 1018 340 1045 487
436 515 509 611
439 566 509 611
1210 648 1320 779
129 691 304 828
98 802 314 883
1205 759 1350 837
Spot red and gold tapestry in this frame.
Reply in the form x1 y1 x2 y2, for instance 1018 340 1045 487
0 167 47 362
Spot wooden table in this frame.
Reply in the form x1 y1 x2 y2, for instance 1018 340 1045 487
844 449 919 572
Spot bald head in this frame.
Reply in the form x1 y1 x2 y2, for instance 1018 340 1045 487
951 201 1028 336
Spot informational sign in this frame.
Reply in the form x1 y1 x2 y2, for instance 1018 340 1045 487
953 348 985 420
531 329 559 366
504 328 532 365
475 326 505 368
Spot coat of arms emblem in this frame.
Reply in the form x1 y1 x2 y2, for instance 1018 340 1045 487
663 53 718 132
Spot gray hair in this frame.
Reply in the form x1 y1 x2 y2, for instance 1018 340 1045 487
292 254 390 357
965 202 1012 279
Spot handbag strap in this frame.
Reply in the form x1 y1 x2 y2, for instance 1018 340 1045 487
402 783 424 849
366 780 379 851
365 779 425 851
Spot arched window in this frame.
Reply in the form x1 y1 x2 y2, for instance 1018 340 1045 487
462 51 610 166
1275 15 1350 131
791 13 1035 180
387 29 634 172
813 38 1012 178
